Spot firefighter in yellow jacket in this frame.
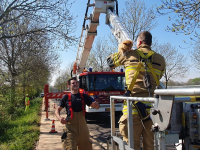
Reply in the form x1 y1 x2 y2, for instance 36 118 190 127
107 31 166 150
25 94 30 111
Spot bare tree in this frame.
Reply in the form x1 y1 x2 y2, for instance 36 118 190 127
153 42 189 88
0 17 59 101
86 37 114 71
54 62 73 90
0 0 77 49
157 0 200 42
191 41 200 71
120 0 157 42
54 73 66 92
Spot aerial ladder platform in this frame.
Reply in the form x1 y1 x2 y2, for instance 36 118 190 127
74 0 132 76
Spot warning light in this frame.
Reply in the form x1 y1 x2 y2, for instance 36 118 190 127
89 68 92 72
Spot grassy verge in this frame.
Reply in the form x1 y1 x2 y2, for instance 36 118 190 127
0 98 42 150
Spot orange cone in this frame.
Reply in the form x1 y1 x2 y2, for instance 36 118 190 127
49 119 57 133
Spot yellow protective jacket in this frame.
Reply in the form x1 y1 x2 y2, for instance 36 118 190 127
107 44 166 115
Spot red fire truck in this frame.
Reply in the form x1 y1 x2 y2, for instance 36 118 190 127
78 70 125 115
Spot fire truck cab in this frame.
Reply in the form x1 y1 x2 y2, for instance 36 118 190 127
79 70 125 114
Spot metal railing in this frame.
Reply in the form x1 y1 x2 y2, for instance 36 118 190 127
110 88 200 150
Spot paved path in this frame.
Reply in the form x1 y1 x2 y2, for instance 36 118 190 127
35 98 179 150
35 98 103 150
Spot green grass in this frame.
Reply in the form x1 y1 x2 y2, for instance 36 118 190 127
0 98 42 150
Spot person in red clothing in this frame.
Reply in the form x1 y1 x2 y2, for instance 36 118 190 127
55 77 99 150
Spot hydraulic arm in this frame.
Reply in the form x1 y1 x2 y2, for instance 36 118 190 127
73 0 132 76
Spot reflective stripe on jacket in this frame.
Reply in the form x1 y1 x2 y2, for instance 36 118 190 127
107 44 166 97
122 101 151 115
125 65 162 86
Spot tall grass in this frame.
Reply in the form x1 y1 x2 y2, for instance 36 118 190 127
0 98 42 150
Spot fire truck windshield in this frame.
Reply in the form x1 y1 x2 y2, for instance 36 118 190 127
88 74 125 91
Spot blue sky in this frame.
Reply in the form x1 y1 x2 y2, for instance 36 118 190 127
51 0 199 85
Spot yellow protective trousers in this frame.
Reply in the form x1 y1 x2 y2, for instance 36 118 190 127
119 114 154 150
25 105 29 111
62 111 92 150
25 97 30 111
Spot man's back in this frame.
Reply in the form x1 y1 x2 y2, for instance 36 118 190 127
124 44 165 97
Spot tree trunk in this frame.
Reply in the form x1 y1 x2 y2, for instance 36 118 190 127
10 73 16 103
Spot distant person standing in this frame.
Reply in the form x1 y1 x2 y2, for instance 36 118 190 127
25 94 30 111
55 77 100 150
